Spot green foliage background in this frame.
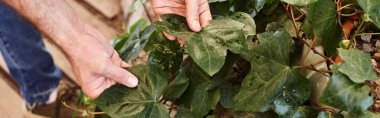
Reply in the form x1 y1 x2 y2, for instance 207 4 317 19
92 0 380 117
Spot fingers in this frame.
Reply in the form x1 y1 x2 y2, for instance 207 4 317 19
185 0 202 32
199 0 212 27
102 63 138 88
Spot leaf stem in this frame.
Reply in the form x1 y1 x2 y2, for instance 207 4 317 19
285 4 335 64
357 33 380 36
62 101 105 115
350 20 365 49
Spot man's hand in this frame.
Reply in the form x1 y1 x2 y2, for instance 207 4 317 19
65 23 138 99
151 0 212 41
2 0 138 99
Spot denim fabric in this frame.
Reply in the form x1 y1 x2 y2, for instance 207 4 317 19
0 2 61 105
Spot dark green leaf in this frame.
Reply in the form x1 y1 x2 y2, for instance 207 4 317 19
129 19 148 33
303 0 343 56
358 0 380 28
319 69 375 118
163 69 189 100
154 14 255 76
220 84 239 108
209 0 229 3
94 65 169 118
190 83 220 118
147 36 183 76
281 0 318 6
232 0 266 17
287 106 319 118
234 30 311 115
118 25 155 62
175 106 193 118
336 49 377 83
209 1 231 18
113 32 129 51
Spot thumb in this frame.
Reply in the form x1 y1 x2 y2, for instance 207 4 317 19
102 63 138 87
186 0 201 32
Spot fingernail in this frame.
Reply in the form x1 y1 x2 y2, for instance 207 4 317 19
127 77 139 87
192 19 201 32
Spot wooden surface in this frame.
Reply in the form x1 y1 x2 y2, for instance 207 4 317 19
84 0 121 19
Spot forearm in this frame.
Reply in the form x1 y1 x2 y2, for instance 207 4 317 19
2 0 86 55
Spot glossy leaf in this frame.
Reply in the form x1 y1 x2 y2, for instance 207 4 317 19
337 49 377 83
319 69 374 118
220 84 239 108
163 69 189 100
281 0 318 6
147 36 184 76
118 25 155 62
94 65 169 118
303 0 343 56
358 0 380 28
288 106 319 118
175 106 193 118
234 30 311 115
191 83 220 118
232 0 266 17
154 14 255 76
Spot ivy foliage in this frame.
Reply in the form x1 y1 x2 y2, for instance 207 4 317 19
93 0 380 117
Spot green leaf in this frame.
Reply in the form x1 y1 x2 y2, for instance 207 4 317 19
287 106 319 118
230 12 257 37
220 84 239 108
281 0 318 6
118 25 155 62
319 70 374 118
209 1 231 18
175 106 193 118
303 0 343 56
154 14 255 76
176 53 238 117
129 19 148 33
113 32 129 51
336 49 377 83
163 69 189 100
317 111 344 118
209 0 229 3
190 83 220 118
358 0 380 28
232 0 266 17
94 65 169 118
234 30 311 115
147 36 184 76
129 0 142 13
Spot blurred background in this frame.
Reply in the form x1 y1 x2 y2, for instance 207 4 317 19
0 0 154 117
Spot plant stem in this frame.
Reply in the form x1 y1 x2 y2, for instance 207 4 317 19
62 101 105 115
142 0 153 23
357 33 380 36
300 36 317 65
350 20 365 49
285 4 335 64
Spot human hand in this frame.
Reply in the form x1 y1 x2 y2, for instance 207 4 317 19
62 24 138 99
151 0 212 42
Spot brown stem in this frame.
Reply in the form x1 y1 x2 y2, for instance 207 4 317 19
285 4 335 64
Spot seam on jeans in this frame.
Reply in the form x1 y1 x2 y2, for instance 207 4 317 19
0 31 28 94
29 86 57 97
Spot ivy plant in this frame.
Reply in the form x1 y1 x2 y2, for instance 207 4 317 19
90 0 380 117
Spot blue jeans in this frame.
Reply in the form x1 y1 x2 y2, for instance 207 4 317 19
0 3 61 105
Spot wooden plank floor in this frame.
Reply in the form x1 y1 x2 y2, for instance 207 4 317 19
0 0 124 117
